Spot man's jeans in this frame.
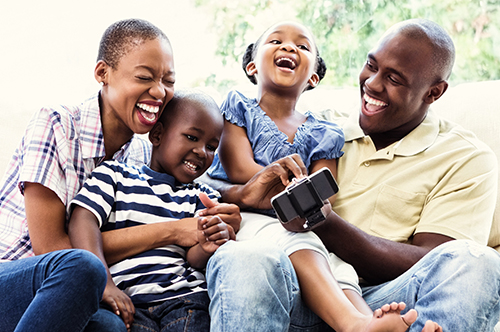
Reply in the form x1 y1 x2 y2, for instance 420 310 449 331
206 239 500 332
0 249 107 332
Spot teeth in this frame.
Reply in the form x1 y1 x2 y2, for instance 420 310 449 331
136 103 160 114
364 94 388 107
184 161 198 171
276 57 296 69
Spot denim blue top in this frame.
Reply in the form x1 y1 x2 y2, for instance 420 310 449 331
208 90 345 182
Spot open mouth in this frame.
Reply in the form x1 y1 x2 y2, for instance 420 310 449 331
275 57 297 70
183 160 200 173
362 93 388 115
136 103 160 123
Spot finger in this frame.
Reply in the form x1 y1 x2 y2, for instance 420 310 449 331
285 154 308 178
199 192 218 209
198 217 208 230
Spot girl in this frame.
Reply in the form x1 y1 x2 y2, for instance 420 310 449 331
206 21 417 332
0 18 177 332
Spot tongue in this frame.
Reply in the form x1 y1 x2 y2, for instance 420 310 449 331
140 109 155 122
365 102 386 113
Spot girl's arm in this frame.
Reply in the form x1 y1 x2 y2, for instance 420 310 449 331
24 183 72 254
218 120 263 184
68 205 135 329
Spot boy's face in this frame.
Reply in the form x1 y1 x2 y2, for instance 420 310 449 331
150 102 223 184
247 22 319 93
358 31 436 137
98 37 175 136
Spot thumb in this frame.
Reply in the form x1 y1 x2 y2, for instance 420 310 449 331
200 192 218 209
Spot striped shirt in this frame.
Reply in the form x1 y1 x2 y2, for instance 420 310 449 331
70 160 221 305
0 93 151 260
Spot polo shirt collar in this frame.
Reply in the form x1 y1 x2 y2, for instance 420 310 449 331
343 108 440 158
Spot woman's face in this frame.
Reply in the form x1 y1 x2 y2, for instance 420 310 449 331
247 22 319 94
98 37 176 136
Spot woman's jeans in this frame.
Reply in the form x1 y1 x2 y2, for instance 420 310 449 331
206 239 500 332
0 249 108 332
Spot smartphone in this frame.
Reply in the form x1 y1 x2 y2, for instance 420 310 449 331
271 167 338 229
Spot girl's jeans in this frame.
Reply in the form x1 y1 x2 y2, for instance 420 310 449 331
206 239 500 332
0 249 109 332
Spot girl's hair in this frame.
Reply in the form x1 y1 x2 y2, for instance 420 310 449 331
97 18 170 69
242 26 327 91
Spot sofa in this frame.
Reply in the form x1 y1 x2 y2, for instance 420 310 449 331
297 80 500 330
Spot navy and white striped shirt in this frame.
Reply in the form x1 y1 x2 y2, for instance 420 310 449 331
70 160 220 305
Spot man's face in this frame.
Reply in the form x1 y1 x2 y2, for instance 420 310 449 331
358 31 436 140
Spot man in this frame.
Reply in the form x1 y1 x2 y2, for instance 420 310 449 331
203 19 500 331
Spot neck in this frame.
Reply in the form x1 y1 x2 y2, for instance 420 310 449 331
99 100 135 161
256 88 300 118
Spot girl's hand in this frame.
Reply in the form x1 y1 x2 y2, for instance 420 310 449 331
198 216 234 253
198 192 241 233
101 278 135 331
239 154 308 210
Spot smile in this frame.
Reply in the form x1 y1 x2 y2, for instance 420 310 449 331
275 56 297 70
183 160 199 172
364 94 388 107
136 103 160 123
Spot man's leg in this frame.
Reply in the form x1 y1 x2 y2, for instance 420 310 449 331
362 240 500 332
0 249 106 332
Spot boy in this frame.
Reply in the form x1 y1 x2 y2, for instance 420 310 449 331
68 89 240 332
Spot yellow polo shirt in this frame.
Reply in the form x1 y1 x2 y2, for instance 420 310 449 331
327 108 498 245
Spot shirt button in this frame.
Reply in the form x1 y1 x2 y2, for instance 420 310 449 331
364 161 371 167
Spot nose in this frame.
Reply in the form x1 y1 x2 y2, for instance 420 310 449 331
149 81 167 101
364 71 383 93
193 144 207 159
280 42 297 53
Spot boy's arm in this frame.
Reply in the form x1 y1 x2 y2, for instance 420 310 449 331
68 205 135 328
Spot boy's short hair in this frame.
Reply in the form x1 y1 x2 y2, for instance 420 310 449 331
97 18 170 68
159 89 220 127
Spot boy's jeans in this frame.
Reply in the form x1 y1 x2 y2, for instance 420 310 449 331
0 249 107 332
207 240 500 332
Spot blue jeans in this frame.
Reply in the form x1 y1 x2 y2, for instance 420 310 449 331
0 249 107 332
206 239 500 331
131 292 210 332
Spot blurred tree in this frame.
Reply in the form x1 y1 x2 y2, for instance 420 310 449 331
194 0 500 89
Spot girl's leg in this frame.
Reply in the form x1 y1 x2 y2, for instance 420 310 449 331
290 249 416 332
0 249 106 332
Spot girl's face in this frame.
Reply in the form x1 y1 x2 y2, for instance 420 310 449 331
247 22 319 94
97 37 175 136
150 103 223 184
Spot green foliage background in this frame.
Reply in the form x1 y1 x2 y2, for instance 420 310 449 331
194 0 500 90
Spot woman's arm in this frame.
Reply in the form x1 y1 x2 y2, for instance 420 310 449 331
218 120 263 184
24 183 72 255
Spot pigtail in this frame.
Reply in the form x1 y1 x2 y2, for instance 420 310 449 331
242 43 257 85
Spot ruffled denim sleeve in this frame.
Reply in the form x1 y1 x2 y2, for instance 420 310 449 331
220 90 252 127
302 112 345 164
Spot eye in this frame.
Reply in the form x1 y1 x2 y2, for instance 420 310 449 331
269 39 281 45
206 144 217 152
388 75 401 85
298 45 310 51
185 134 197 142
137 76 153 81
365 59 376 71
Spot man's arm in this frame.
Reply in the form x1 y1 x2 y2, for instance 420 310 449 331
314 212 453 284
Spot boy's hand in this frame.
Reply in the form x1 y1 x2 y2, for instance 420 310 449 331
198 216 234 254
198 192 241 233
102 278 135 331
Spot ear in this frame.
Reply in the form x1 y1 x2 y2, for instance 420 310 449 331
308 73 320 89
94 60 109 85
424 81 448 104
246 61 257 77
148 122 164 146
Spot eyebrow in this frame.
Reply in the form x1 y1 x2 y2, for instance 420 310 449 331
368 53 409 84
136 65 175 76
269 30 312 43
